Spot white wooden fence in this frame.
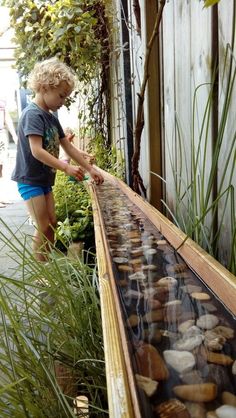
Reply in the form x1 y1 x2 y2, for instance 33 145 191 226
109 0 235 270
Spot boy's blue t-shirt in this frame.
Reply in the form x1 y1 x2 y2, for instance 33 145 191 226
12 102 65 186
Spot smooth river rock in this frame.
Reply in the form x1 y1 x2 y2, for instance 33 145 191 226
129 271 146 281
185 402 206 418
155 398 190 418
173 383 217 402
196 314 219 330
135 343 169 381
215 405 236 418
232 360 236 375
178 320 195 334
135 373 158 397
183 325 202 337
157 277 178 288
145 297 162 310
113 256 129 263
201 302 217 313
204 330 226 351
167 263 187 274
206 350 234 366
163 350 195 374
181 284 203 294
126 314 140 328
213 325 234 339
222 391 236 407
206 412 217 418
191 292 211 301
173 334 203 351
143 308 164 323
197 345 234 367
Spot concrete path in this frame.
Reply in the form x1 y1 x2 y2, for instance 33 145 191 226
0 144 33 278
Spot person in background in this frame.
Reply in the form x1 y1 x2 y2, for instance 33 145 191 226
59 127 95 165
11 57 104 262
0 99 18 177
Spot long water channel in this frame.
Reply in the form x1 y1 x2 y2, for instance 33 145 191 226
96 181 236 418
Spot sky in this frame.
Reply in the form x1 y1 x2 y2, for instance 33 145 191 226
0 6 19 113
0 6 11 40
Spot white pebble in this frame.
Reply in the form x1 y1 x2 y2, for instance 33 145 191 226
163 350 195 374
216 405 236 418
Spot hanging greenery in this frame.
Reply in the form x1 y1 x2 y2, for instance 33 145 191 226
4 0 112 144
204 0 221 7
4 0 106 83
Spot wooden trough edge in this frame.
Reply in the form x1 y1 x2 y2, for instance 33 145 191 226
89 182 139 418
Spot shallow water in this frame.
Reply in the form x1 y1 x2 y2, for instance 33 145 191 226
96 182 236 418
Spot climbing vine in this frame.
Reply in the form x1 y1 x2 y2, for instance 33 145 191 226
4 0 105 82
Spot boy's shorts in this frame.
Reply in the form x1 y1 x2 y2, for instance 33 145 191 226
17 183 52 201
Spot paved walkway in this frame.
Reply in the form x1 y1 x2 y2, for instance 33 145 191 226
0 144 33 277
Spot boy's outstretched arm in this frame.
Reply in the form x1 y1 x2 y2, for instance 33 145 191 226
29 135 84 181
29 135 103 184
61 135 96 164
61 139 104 184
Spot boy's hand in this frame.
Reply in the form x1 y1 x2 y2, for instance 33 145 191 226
89 167 104 185
65 164 85 181
83 152 96 165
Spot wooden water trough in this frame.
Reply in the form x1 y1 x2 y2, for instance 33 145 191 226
88 171 236 418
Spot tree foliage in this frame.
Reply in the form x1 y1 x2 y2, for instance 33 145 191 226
4 0 107 85
4 0 112 156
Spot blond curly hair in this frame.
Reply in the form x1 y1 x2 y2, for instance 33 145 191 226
28 57 76 92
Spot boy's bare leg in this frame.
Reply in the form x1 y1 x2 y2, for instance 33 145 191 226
25 192 56 262
44 191 56 246
32 229 48 262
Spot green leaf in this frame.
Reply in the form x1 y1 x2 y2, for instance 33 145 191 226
54 27 67 40
74 25 81 33
203 0 220 8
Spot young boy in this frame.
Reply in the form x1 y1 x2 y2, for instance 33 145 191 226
11 57 104 261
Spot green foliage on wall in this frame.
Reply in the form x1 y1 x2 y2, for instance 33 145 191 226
204 0 220 7
88 132 125 178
